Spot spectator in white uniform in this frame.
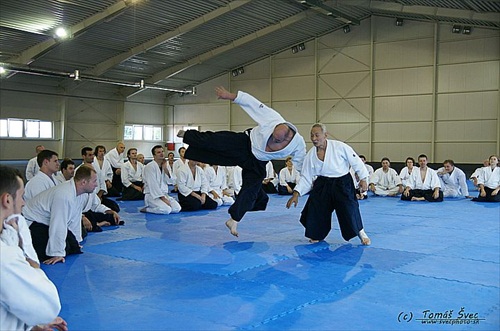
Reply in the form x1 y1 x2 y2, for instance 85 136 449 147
278 156 300 195
23 166 99 265
262 161 278 193
25 145 45 182
436 159 471 198
104 142 125 195
166 152 177 186
0 165 68 331
54 158 76 184
121 148 145 201
400 157 417 188
473 155 500 202
24 150 59 201
204 164 234 206
141 145 181 214
359 155 374 177
401 154 443 202
286 123 370 245
470 158 489 189
177 160 218 211
369 157 403 196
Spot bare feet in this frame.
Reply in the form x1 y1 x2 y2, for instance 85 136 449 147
140 207 147 213
225 218 239 237
97 221 111 227
359 229 371 245
308 238 320 243
177 130 185 138
411 197 425 201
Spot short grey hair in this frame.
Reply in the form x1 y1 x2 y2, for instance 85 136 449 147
312 123 327 133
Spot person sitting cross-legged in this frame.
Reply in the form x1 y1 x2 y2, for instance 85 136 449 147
177 160 218 211
369 157 403 197
401 154 443 202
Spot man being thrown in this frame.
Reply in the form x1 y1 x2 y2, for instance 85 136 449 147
286 123 371 245
177 86 307 237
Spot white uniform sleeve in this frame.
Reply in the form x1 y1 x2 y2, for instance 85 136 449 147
0 244 61 327
177 167 193 197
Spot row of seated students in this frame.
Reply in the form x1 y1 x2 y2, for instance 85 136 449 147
21 144 500 263
351 154 500 203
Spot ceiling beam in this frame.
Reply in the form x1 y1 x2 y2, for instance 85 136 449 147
7 0 131 65
300 0 361 25
348 0 500 25
87 0 250 77
122 9 317 98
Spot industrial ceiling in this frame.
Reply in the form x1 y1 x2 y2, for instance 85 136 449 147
1 0 499 96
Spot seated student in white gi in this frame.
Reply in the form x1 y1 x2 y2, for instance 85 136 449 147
472 154 500 202
166 151 177 186
141 145 181 214
23 166 99 265
80 147 119 213
204 164 234 206
104 142 125 196
262 161 278 194
25 145 45 182
0 165 68 331
177 160 218 211
94 145 121 198
278 156 300 195
470 158 489 189
436 159 472 198
226 166 243 197
54 158 75 184
359 155 374 177
400 156 417 188
401 154 443 202
24 149 59 201
173 146 188 176
121 148 145 201
369 157 403 196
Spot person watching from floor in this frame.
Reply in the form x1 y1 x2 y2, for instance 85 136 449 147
278 156 300 195
25 145 45 182
401 154 443 202
369 157 403 196
121 148 145 201
24 150 59 201
436 159 471 198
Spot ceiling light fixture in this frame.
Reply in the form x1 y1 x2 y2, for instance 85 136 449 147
54 27 69 39
462 26 472 34
343 25 350 33
452 25 462 33
395 18 403 26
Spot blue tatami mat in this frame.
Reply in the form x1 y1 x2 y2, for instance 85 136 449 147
41 193 500 330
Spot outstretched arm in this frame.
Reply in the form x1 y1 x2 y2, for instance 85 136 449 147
215 86 237 101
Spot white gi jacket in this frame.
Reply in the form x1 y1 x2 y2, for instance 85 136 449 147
279 166 300 186
436 166 469 197
143 160 170 199
92 157 113 194
399 166 417 187
370 168 402 189
22 180 83 257
23 172 57 201
295 140 369 196
177 165 209 197
0 242 61 331
407 167 441 190
104 147 124 169
25 156 39 181
234 91 307 171
478 166 500 189
121 161 144 187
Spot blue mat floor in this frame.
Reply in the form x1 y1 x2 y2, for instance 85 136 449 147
41 188 499 330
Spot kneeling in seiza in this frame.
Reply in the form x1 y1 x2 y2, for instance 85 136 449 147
177 160 218 211
204 164 234 206
142 145 181 214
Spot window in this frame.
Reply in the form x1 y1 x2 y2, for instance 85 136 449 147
124 124 163 141
0 118 53 138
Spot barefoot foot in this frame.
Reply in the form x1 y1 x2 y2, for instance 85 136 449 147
359 229 371 245
308 238 321 243
225 218 239 237
97 221 111 227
